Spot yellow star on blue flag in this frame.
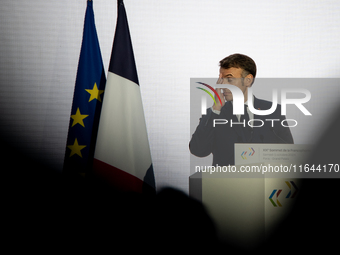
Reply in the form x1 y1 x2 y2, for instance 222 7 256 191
71 108 89 127
85 82 104 102
67 138 86 158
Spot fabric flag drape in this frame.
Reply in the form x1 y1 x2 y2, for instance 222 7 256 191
63 0 106 175
93 0 155 193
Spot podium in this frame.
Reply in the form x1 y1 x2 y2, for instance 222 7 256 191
190 172 266 248
189 144 310 248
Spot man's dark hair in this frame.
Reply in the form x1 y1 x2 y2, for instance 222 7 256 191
219 53 257 80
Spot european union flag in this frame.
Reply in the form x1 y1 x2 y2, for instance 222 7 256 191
63 0 106 175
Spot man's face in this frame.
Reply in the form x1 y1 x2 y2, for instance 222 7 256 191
218 67 250 102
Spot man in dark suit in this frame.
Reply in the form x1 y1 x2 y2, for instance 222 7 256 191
189 54 294 166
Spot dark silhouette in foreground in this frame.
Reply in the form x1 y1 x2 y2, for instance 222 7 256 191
4 103 340 253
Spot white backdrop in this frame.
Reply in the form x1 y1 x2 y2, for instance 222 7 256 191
1 0 340 193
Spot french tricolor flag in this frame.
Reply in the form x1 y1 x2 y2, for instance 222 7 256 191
93 0 155 194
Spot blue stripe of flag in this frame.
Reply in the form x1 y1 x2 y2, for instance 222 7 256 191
108 0 139 85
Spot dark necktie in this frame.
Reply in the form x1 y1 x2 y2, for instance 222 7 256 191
240 105 251 142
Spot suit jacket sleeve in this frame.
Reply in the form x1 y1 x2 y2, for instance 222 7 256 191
189 108 217 157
